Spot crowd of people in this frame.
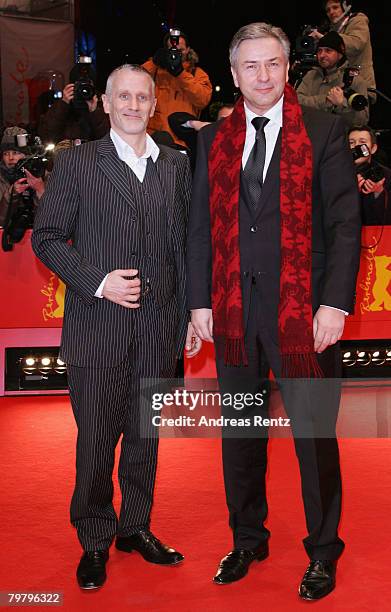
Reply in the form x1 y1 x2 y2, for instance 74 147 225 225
0 0 389 603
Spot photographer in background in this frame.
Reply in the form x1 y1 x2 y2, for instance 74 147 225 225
38 58 109 144
297 31 369 127
0 127 46 250
142 28 212 146
0 127 45 223
309 1 376 102
348 125 391 225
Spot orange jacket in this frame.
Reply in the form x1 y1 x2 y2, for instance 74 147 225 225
142 58 212 144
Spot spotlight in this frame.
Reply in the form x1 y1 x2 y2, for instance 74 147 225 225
371 350 386 366
56 358 65 366
342 351 356 367
25 357 35 367
41 357 51 366
356 351 371 367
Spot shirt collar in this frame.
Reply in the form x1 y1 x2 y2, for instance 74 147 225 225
110 128 160 163
244 95 283 131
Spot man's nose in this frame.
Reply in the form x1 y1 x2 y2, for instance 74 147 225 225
256 65 270 81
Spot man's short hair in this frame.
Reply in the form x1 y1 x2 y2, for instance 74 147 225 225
229 22 290 67
105 64 155 98
348 125 377 145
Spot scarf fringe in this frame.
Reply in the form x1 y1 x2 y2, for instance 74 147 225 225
281 353 324 379
222 337 248 367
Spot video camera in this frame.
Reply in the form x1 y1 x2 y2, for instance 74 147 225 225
291 23 330 85
342 66 368 111
69 56 96 110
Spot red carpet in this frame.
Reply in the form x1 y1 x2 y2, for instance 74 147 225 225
0 395 390 610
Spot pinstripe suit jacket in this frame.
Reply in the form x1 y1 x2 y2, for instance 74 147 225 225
32 134 191 367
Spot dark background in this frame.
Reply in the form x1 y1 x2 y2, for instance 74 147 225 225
77 1 391 130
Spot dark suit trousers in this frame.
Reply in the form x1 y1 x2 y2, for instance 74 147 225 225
216 283 345 560
67 295 178 551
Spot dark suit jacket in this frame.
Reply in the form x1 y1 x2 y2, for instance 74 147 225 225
32 134 191 367
186 107 361 338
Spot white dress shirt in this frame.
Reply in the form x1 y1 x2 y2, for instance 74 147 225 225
242 97 283 181
110 128 160 182
95 129 160 297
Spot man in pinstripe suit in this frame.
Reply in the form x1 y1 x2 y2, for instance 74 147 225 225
32 64 198 590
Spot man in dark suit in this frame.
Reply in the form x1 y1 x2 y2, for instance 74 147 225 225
187 23 361 600
32 64 197 590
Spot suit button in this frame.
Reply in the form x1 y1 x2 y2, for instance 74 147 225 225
250 225 258 233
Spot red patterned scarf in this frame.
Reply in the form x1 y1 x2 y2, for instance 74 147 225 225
208 83 323 377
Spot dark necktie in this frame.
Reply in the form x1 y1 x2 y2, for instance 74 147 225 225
244 116 270 206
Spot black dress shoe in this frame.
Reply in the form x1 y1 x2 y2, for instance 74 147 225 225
213 544 269 584
299 560 337 600
116 529 184 565
76 550 109 590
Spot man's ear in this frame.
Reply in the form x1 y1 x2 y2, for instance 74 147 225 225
231 66 239 89
371 142 378 155
285 62 290 82
101 94 110 115
150 97 157 118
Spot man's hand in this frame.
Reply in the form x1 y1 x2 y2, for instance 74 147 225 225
86 95 98 113
12 177 29 195
326 86 345 106
362 176 385 195
62 83 75 104
191 308 213 342
102 269 141 308
313 306 345 353
309 29 324 40
24 169 45 199
185 322 202 358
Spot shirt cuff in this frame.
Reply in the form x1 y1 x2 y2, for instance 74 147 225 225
320 304 349 316
95 274 108 298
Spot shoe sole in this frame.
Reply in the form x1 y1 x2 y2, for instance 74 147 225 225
77 582 104 590
298 583 336 600
115 546 184 565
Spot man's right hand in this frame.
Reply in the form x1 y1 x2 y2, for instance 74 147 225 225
62 83 75 104
102 269 141 308
191 308 214 342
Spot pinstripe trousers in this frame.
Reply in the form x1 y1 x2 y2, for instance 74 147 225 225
67 295 178 552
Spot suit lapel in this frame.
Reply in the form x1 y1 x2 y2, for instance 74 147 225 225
155 147 176 236
96 134 137 213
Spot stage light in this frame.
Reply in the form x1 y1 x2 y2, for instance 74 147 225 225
356 351 371 366
215 85 221 92
342 351 356 367
56 358 65 366
25 357 35 366
41 357 51 366
372 350 386 366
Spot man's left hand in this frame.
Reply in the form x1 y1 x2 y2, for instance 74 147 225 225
185 322 202 358
326 86 345 106
313 306 345 353
24 169 45 199
361 176 385 195
309 29 324 40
